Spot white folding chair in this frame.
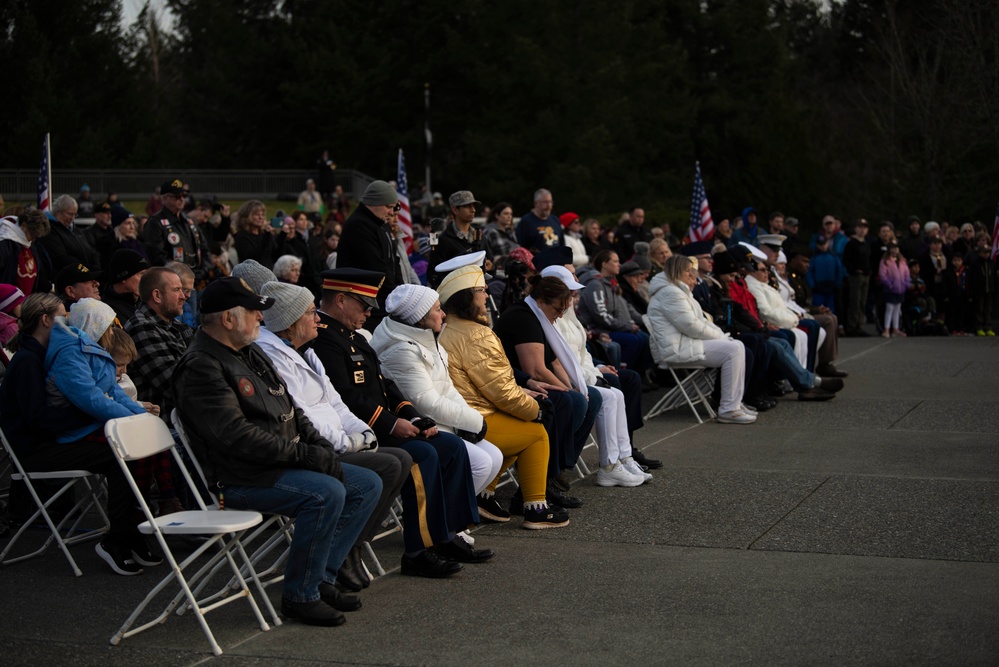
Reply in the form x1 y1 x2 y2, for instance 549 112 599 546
575 432 598 478
0 426 109 577
169 410 288 624
104 413 273 656
642 315 717 423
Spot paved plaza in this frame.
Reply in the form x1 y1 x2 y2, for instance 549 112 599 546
1 335 997 666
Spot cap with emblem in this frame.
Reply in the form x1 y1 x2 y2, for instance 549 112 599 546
712 251 742 276
435 250 486 275
320 268 385 308
108 250 150 284
448 191 481 209
160 178 186 196
260 281 315 332
738 242 769 262
201 277 275 314
757 234 787 248
94 201 112 216
437 265 485 305
534 245 573 270
232 260 278 293
55 263 103 294
386 284 440 325
360 180 398 207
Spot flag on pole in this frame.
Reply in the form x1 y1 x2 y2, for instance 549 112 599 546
689 161 714 242
397 149 413 254
991 202 999 261
37 134 52 213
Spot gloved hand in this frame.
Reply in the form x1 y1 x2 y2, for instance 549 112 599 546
301 444 343 480
474 418 488 442
345 431 367 453
362 430 378 452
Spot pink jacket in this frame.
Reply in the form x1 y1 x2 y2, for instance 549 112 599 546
879 256 910 296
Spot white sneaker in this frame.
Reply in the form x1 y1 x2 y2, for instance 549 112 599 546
716 409 757 424
740 403 758 414
596 463 645 487
620 457 653 482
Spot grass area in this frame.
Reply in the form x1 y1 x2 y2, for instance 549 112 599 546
3 198 310 219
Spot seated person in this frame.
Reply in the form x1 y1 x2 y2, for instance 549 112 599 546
745 259 818 371
171 278 381 627
370 284 506 505
254 280 413 592
542 265 652 484
647 256 756 424
436 266 569 528
306 269 493 577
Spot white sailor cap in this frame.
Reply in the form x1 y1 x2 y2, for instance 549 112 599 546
435 250 486 274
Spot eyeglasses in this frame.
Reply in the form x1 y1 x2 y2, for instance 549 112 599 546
470 287 487 294
345 293 373 312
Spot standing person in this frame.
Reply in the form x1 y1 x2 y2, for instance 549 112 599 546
171 278 381 626
298 179 325 222
427 191 485 287
0 209 53 295
39 195 98 273
232 200 278 270
336 180 404 331
317 150 337 204
482 202 520 262
613 206 653 261
729 207 761 248
142 179 211 284
968 244 996 336
878 241 910 337
83 200 115 268
515 188 564 254
307 269 492 577
843 219 872 336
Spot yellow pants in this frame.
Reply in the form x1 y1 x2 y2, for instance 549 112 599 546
483 412 549 503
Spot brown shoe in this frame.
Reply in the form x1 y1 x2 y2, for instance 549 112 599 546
797 388 835 401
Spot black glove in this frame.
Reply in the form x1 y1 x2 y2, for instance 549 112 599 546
474 418 488 442
457 419 489 443
534 397 551 422
302 444 343 481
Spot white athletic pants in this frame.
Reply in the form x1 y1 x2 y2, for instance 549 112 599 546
700 339 746 414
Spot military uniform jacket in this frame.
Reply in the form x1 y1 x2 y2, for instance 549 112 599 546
306 310 421 443
788 270 815 312
142 208 211 281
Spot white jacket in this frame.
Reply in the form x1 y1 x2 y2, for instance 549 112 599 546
646 272 725 365
745 275 799 329
555 306 601 386
369 316 484 434
255 327 371 453
564 233 589 269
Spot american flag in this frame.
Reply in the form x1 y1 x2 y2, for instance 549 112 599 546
397 149 413 254
37 134 52 213
991 202 999 261
689 161 715 242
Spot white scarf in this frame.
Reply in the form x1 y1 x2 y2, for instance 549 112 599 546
525 296 588 393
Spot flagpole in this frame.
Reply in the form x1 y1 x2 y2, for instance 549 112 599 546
45 133 52 202
424 83 432 193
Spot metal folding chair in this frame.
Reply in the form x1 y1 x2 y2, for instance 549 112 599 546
104 413 274 656
0 426 109 576
641 315 717 423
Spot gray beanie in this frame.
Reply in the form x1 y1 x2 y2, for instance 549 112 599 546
361 180 398 207
386 284 438 325
632 241 652 272
260 281 315 333
232 260 278 293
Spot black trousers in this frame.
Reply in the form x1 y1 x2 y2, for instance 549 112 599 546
340 446 412 544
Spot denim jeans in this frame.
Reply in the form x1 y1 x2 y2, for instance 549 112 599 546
221 463 382 603
766 336 814 391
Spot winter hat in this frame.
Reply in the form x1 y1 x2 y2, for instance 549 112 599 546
558 212 580 229
632 241 652 272
360 180 398 207
260 281 315 332
68 298 116 343
386 284 439 325
0 284 26 315
232 260 278 293
108 249 151 283
111 207 134 228
924 221 940 234
437 266 485 305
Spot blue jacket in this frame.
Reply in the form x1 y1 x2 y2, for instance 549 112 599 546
807 250 846 292
729 207 760 248
44 322 145 443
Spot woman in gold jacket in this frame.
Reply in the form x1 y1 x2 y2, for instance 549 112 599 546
437 265 568 530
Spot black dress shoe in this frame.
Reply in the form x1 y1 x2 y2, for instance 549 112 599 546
401 550 463 578
631 449 663 470
744 396 777 412
335 546 369 592
797 388 835 401
281 598 346 626
319 582 362 612
817 377 844 393
546 482 583 509
817 364 849 378
435 537 495 564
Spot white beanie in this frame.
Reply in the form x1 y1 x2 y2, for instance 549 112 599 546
68 298 116 344
386 284 439 325
260 281 315 332
232 260 278 293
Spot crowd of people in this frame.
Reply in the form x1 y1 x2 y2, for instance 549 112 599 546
0 177 996 629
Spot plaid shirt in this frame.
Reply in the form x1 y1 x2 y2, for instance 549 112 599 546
482 222 521 260
124 302 195 414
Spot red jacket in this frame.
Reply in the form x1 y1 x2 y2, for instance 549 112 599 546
728 277 764 327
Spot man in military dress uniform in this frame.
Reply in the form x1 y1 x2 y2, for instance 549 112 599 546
306 268 495 578
142 178 212 284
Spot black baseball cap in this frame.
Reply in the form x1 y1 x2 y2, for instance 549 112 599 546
54 263 103 294
200 277 275 314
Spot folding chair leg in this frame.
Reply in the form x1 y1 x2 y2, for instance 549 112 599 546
362 541 385 577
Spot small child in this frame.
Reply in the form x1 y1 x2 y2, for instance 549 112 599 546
0 284 26 366
878 241 910 337
943 254 971 335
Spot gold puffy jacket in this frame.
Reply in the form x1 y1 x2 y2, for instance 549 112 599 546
438 316 539 422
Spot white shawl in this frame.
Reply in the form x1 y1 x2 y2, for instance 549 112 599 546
525 296 589 393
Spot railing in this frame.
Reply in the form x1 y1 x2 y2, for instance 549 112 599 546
0 169 375 202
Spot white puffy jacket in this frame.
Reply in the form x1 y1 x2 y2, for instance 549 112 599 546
369 316 484 434
255 327 371 453
745 275 799 329
646 272 725 365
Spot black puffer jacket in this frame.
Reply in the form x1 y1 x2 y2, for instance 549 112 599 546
171 328 339 488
